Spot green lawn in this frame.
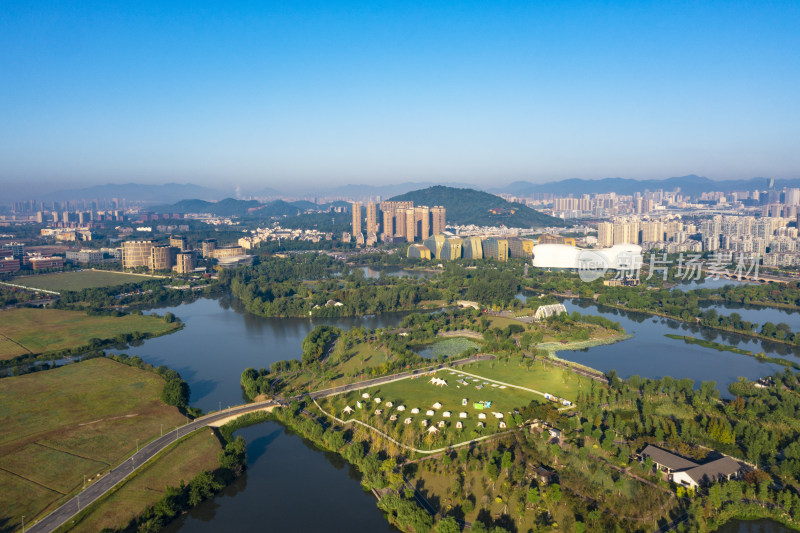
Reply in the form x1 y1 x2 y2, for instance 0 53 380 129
320 368 538 450
460 357 593 403
12 270 158 292
0 307 180 360
415 337 481 359
0 358 187 524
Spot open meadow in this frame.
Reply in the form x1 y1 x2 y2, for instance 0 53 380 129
11 270 158 292
320 367 540 451
63 429 222 533
0 358 186 525
460 357 593 403
0 307 180 360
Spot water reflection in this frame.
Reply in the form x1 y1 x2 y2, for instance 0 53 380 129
359 266 438 279
558 298 792 398
121 297 418 411
163 422 398 533
714 519 794 533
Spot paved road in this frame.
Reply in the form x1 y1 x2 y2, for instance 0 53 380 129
27 399 279 533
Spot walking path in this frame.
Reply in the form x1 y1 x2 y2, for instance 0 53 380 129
312 398 523 455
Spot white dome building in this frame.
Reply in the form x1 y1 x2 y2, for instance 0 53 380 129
531 243 642 271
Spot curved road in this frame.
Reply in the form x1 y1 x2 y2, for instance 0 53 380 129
27 399 279 533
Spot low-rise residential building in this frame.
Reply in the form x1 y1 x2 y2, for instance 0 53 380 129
639 445 743 489
0 256 21 274
65 249 103 264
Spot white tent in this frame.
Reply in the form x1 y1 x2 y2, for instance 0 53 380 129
374 409 383 415
397 405 406 411
492 412 504 419
459 412 468 419
427 425 439 434
437 420 446 428
404 417 413 425
442 411 451 418
362 393 370 399
432 402 442 409
421 419 429 427
374 397 382 404
477 422 485 428
390 414 398 421
456 421 463 429
385 401 394 408
343 406 354 414
478 413 487 420
499 421 507 428
426 410 435 416
411 407 420 414
462 398 468 406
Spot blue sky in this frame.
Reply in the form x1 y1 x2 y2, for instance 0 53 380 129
1 1 798 193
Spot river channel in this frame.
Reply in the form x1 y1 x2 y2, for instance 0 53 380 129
120 288 797 532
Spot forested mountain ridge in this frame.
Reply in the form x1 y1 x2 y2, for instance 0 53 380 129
390 186 566 227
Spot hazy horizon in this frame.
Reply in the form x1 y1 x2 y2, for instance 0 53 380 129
2 2 799 193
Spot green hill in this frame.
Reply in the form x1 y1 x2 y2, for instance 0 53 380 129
390 186 566 228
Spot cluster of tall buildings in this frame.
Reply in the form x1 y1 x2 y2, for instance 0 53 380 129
596 218 697 248
348 201 445 246
10 197 128 214
546 190 684 219
121 238 196 273
596 213 800 267
698 215 800 266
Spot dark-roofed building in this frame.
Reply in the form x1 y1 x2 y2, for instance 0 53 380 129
639 445 743 489
640 445 698 474
673 456 742 489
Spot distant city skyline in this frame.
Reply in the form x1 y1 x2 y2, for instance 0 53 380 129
1 2 799 195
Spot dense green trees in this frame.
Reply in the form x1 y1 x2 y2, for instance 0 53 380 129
301 325 340 366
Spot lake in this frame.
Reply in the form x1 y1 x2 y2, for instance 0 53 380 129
125 296 416 411
557 298 794 397
359 266 438 279
162 422 397 533
120 291 797 532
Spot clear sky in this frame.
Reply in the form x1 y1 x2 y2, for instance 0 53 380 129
1 0 798 194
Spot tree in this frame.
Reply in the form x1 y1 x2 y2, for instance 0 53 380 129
435 516 460 533
161 379 189 408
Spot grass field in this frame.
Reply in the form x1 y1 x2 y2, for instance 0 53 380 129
12 270 158 292
65 429 222 533
415 337 481 359
321 368 538 450
459 357 593 403
0 358 186 525
0 308 180 360
317 355 597 451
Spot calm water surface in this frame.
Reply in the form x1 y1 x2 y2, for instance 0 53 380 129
162 422 397 533
123 296 414 411
120 290 798 533
714 519 794 533
558 298 796 397
359 266 438 279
